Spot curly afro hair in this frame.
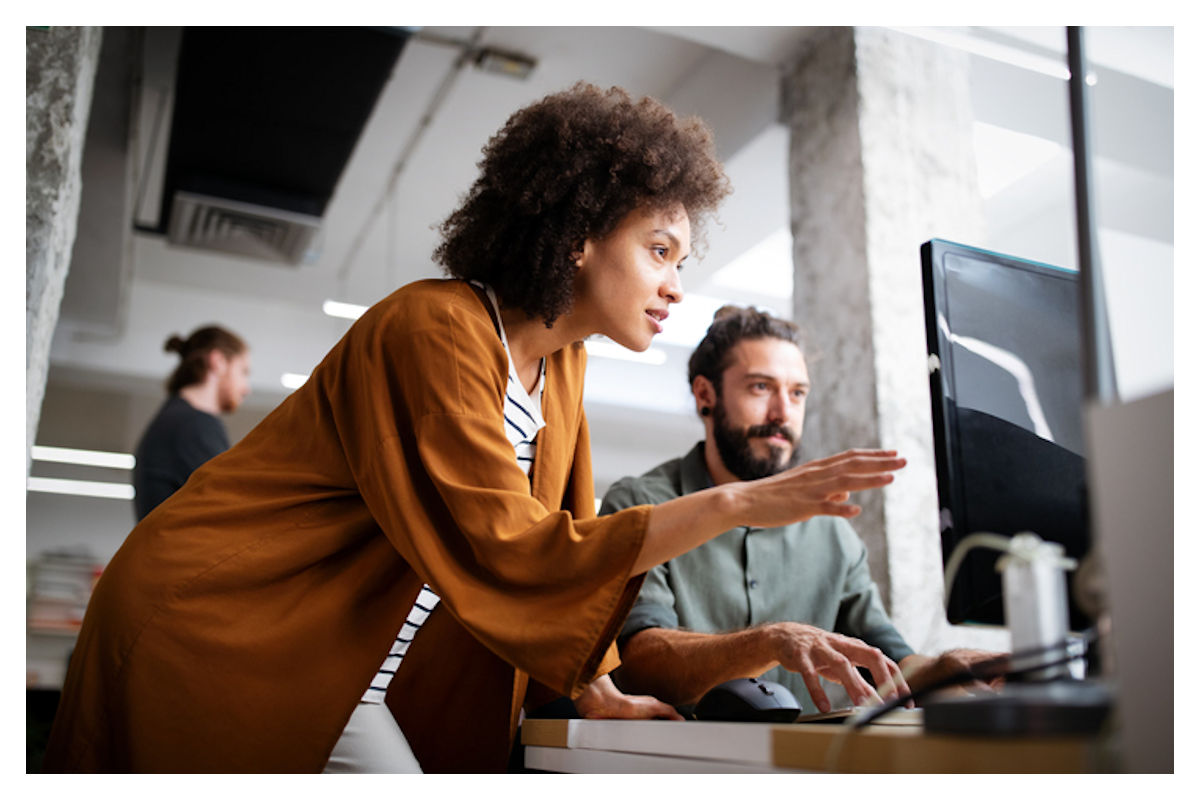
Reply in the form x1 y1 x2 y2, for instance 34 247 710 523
435 82 731 327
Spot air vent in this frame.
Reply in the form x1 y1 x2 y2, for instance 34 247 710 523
166 191 320 266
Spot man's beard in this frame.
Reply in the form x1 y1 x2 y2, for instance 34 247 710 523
712 400 802 481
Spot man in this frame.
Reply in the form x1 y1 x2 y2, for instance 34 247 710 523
602 305 990 714
132 325 250 520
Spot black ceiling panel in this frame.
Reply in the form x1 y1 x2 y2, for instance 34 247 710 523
157 26 408 228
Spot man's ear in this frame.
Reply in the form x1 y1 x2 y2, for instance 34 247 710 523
692 375 716 418
207 349 229 377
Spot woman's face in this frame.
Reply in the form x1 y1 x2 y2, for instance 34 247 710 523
574 203 690 352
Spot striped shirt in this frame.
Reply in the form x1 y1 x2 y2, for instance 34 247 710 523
361 283 545 704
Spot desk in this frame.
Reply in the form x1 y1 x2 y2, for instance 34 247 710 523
521 717 1106 773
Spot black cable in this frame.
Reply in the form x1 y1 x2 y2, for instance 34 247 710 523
851 628 1098 728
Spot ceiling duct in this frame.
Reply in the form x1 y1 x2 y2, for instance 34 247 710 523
154 27 409 265
167 191 322 265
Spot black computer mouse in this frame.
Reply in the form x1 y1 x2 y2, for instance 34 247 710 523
694 677 803 723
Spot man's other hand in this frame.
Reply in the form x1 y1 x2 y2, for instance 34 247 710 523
900 649 1005 700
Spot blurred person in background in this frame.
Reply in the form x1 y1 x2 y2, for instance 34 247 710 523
132 325 250 520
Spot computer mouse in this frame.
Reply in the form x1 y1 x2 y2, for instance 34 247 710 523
694 677 803 723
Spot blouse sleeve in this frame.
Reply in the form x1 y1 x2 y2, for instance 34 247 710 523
322 283 649 697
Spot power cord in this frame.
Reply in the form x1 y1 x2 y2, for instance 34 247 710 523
942 531 1077 612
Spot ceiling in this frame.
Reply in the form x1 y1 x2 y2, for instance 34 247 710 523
38 25 1174 492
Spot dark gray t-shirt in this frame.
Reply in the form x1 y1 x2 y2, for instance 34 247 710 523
133 394 229 520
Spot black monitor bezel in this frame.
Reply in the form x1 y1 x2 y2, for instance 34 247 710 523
920 238 1086 626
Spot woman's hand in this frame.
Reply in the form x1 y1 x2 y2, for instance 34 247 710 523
573 673 683 720
729 449 907 529
636 449 907 575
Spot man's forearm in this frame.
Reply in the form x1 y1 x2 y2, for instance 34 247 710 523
617 626 781 706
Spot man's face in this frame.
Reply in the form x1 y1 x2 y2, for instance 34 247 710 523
710 338 810 481
215 351 252 414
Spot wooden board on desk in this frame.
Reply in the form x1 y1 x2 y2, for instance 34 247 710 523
772 724 1097 773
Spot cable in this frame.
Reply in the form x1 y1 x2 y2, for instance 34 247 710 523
942 532 1012 610
942 531 1077 613
335 27 486 286
850 628 1097 729
819 639 1093 772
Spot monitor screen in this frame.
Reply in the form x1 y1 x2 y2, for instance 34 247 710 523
921 239 1091 629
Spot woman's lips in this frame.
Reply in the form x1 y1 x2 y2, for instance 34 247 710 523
645 309 667 334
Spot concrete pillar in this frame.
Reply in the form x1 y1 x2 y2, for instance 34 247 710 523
784 27 1002 653
26 26 103 470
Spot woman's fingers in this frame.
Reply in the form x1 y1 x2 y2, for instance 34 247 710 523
799 449 899 470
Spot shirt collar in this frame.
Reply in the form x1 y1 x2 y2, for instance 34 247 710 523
680 440 762 533
679 441 714 495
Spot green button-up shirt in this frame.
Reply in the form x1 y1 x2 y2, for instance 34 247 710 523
600 442 913 710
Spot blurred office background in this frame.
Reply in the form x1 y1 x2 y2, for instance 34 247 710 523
26 26 1172 707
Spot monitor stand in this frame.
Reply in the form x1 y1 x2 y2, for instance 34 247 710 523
922 679 1113 736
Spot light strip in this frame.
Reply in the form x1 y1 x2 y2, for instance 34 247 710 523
584 339 668 366
281 372 310 390
27 477 136 500
30 445 135 470
894 27 1076 81
323 299 367 320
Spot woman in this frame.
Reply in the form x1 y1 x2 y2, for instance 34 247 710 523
44 83 905 773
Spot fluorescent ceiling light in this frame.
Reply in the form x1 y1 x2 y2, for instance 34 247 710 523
709 228 794 301
895 27 1077 82
281 373 309 390
584 338 667 366
27 477 136 500
323 299 367 320
30 445 135 470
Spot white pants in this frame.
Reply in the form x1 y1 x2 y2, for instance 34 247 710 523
323 702 423 773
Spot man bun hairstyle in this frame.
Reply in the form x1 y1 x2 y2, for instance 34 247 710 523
687 305 804 395
165 325 247 394
435 82 731 327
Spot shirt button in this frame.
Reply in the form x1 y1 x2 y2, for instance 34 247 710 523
749 579 759 589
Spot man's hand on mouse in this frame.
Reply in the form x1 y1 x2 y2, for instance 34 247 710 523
573 673 684 720
766 622 911 714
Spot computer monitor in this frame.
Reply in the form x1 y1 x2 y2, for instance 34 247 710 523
920 239 1091 631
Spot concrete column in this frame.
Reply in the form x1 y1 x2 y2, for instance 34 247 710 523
26 26 103 470
784 27 1002 653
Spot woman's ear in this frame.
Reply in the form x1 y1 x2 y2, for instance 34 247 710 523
573 237 596 269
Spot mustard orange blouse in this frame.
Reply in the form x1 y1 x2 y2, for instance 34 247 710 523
44 279 650 772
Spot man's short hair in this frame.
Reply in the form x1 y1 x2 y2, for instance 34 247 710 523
687 306 804 394
435 82 729 327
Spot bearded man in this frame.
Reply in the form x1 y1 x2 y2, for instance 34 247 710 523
601 306 993 715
